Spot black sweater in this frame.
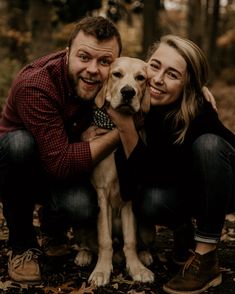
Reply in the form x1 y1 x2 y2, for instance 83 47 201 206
115 101 235 201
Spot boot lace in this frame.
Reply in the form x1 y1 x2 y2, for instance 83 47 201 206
182 250 200 277
9 248 42 269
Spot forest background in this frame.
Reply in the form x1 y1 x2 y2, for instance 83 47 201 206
0 0 235 132
0 0 235 134
0 1 235 293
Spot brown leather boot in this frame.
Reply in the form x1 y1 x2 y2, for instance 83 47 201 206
163 249 222 294
8 248 42 283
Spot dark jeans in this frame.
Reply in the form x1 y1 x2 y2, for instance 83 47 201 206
133 134 235 244
0 130 99 249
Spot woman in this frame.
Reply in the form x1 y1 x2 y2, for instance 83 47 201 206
108 35 235 294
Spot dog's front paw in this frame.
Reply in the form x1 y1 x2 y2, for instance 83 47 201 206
74 249 92 267
138 250 153 266
133 267 155 283
128 263 155 283
88 263 113 286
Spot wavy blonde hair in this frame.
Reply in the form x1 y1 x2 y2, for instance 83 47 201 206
146 35 209 144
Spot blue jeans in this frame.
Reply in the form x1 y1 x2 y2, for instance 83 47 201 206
133 134 235 244
0 130 99 249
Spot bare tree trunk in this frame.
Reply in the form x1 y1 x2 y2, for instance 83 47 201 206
187 0 220 77
208 0 220 74
142 0 163 58
28 0 53 60
187 0 202 47
201 0 210 53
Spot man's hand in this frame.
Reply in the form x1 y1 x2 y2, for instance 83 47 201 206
202 86 218 112
106 106 134 132
81 126 119 166
81 126 110 142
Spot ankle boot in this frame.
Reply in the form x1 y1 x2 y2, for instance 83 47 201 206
163 249 222 294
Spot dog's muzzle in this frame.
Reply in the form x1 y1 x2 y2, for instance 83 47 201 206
121 85 136 104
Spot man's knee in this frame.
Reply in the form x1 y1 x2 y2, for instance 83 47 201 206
60 184 99 223
3 130 36 163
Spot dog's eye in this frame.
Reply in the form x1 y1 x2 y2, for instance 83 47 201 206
136 74 146 81
113 71 122 78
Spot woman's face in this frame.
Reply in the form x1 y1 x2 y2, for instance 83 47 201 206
147 43 187 106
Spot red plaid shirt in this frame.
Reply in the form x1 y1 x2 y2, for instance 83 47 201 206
0 50 93 179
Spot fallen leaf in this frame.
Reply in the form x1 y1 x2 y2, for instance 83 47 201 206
0 281 12 290
70 282 96 294
112 282 119 289
226 214 235 222
128 290 145 294
112 273 135 285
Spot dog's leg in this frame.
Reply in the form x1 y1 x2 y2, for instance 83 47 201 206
137 222 155 266
121 202 154 283
88 189 113 286
74 225 96 267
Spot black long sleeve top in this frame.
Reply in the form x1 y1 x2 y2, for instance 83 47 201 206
115 100 235 201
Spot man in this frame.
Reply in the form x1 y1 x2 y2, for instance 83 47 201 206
0 16 122 283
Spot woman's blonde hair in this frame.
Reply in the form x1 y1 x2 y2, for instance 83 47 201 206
147 34 209 144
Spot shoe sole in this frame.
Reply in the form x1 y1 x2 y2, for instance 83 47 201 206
9 272 41 285
9 278 42 285
163 273 222 294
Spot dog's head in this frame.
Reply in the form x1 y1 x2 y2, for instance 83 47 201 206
95 57 150 114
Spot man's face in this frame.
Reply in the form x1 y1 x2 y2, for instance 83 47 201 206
67 31 120 101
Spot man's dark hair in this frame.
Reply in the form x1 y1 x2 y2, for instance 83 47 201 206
68 16 122 55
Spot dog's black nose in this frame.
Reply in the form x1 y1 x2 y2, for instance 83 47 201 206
121 86 136 103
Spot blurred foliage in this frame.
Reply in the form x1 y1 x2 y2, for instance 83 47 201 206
51 0 102 23
1 0 235 113
220 68 235 86
0 59 22 110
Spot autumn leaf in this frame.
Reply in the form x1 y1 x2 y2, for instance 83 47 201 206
70 282 96 294
128 290 145 294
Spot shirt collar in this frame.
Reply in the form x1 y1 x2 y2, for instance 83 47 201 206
62 50 76 98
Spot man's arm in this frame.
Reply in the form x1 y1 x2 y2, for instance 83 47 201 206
88 128 120 165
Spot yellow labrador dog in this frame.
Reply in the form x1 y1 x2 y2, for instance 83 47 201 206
77 57 154 286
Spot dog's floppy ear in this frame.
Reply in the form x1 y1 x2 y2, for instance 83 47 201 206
140 87 151 113
94 79 108 108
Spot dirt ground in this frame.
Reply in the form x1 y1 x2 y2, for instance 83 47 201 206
0 80 235 293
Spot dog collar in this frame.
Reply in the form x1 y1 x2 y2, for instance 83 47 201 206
93 108 115 130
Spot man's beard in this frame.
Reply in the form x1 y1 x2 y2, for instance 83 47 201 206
68 70 101 101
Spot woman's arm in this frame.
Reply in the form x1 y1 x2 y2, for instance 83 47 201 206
107 107 139 158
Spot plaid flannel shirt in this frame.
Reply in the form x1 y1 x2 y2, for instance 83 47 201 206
0 50 93 179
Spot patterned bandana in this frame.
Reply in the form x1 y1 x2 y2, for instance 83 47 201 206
93 108 115 130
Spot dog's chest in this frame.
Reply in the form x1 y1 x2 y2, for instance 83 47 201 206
91 153 123 209
91 107 124 208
